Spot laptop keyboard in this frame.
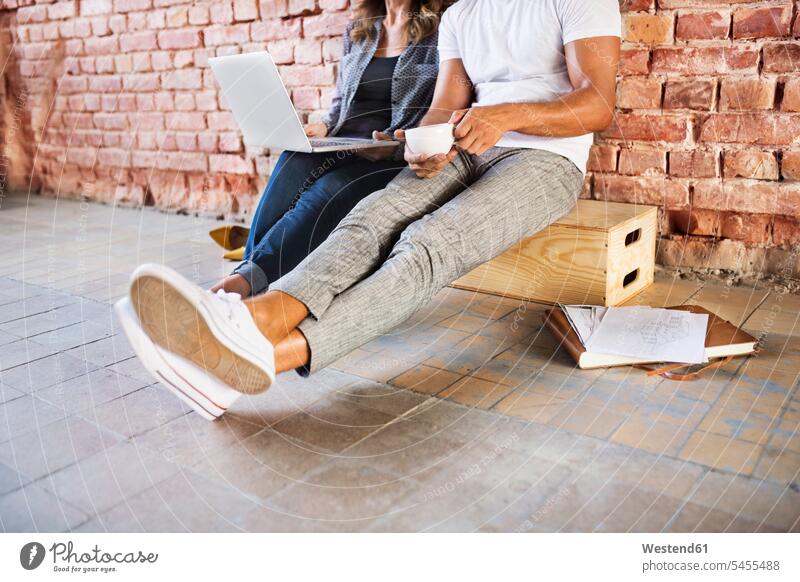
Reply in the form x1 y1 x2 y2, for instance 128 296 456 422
309 139 367 148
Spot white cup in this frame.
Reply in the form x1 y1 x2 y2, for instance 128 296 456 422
404 123 455 156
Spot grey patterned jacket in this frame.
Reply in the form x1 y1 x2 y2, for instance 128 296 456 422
323 19 440 137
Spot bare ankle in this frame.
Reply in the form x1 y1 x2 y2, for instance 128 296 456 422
244 291 309 345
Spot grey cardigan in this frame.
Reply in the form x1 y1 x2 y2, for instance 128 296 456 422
323 19 439 137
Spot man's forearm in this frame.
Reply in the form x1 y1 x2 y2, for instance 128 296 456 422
485 87 615 138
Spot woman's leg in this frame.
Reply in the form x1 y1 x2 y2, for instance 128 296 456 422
214 151 345 295
244 151 337 255
245 157 406 285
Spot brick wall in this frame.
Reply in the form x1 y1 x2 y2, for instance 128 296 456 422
0 0 798 278
593 0 800 278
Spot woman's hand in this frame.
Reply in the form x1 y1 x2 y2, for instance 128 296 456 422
355 131 398 162
395 128 458 179
304 123 328 138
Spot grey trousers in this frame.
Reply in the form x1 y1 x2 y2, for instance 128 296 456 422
270 147 583 374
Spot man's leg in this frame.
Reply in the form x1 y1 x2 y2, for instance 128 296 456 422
291 148 584 374
246 157 406 285
245 153 473 339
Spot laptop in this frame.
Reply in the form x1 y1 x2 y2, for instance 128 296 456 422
209 51 400 153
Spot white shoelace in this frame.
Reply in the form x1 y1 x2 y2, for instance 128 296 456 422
213 289 244 322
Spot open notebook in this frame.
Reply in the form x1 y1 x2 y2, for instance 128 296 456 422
543 304 758 370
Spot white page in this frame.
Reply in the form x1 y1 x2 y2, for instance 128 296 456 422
563 306 594 346
584 306 709 364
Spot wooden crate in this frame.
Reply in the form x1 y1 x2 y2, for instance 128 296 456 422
451 200 657 306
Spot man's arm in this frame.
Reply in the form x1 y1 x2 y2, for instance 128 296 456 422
394 59 473 178
452 36 620 155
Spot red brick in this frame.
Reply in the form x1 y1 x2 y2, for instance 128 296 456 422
669 149 719 178
119 31 157 53
218 132 243 153
295 40 323 65
619 48 650 76
652 47 759 75
88 75 122 93
694 179 781 215
720 213 772 244
161 69 202 90
158 29 201 50
776 183 800 217
601 114 689 143
251 18 302 41
188 5 210 25
81 0 112 16
279 64 336 87
700 114 800 146
114 0 151 13
782 150 800 180
763 43 800 73
666 209 721 238
209 154 254 174
719 78 777 111
594 174 689 208
122 73 161 92
303 12 351 38
733 4 793 39
663 79 715 110
616 78 662 109
233 0 258 22
587 144 618 173
723 150 779 180
783 78 800 112
166 112 206 131
259 0 289 18
48 1 78 20
773 217 800 246
289 0 316 15
623 13 674 44
676 11 730 40
618 147 667 175
204 24 250 46
620 0 654 11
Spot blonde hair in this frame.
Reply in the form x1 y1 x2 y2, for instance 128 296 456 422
350 0 449 45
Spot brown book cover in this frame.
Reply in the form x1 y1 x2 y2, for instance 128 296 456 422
543 304 758 369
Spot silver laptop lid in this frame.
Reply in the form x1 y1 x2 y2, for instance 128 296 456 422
209 51 310 152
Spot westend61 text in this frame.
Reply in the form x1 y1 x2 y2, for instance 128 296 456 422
642 543 708 554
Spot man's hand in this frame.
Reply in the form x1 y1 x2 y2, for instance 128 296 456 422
395 128 458 179
304 123 328 138
355 131 398 162
449 106 510 155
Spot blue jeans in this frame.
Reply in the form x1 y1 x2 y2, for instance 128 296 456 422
234 150 405 295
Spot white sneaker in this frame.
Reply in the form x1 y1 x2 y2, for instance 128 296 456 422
127 263 276 395
114 298 241 421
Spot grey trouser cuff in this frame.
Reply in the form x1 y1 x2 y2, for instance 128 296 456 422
233 261 269 297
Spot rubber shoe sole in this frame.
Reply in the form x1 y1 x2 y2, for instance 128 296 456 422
129 264 274 395
114 298 239 420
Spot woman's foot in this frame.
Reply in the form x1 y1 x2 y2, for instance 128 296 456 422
211 273 252 297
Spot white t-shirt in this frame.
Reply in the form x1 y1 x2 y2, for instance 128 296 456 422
438 0 621 173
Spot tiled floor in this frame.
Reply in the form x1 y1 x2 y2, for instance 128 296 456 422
0 193 798 532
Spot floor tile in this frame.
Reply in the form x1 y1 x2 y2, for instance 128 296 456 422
0 484 88 532
0 416 120 481
439 376 515 410
389 364 462 395
679 431 763 475
40 442 181 515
